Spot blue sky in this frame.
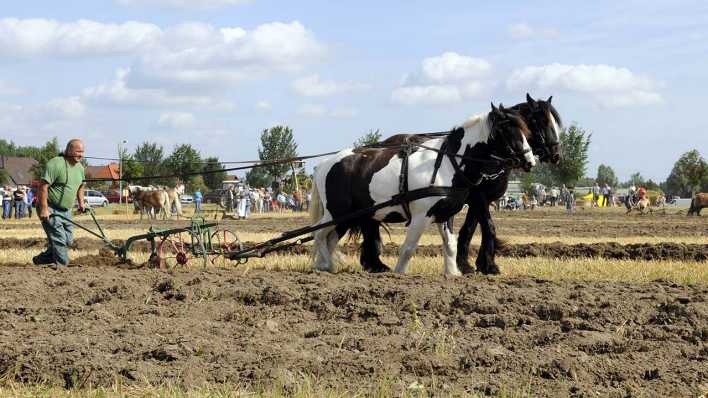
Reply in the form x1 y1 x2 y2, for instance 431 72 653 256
1 0 707 182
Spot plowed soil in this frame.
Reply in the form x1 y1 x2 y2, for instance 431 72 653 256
0 267 706 396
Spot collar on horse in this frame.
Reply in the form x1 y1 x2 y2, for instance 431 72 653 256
393 128 523 225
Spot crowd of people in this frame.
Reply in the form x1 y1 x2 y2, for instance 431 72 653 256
217 185 312 220
1 185 34 219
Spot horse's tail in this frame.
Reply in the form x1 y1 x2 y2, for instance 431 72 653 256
309 182 323 227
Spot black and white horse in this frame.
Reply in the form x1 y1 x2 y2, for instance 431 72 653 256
355 94 563 275
309 104 536 276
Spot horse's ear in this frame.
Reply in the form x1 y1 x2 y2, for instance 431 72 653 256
526 93 535 105
490 102 499 114
499 103 506 113
547 95 553 103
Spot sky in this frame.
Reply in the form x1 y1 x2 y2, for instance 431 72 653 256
1 0 707 182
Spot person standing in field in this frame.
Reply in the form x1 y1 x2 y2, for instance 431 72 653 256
564 187 576 215
25 187 34 218
33 139 86 267
193 189 202 213
592 182 600 207
13 186 25 219
1 186 11 219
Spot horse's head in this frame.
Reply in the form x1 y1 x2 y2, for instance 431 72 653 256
488 103 536 172
514 93 562 164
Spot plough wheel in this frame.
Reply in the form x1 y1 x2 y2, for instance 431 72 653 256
210 229 242 267
153 233 191 269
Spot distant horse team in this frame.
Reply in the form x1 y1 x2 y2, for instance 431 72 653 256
129 184 183 220
310 94 563 275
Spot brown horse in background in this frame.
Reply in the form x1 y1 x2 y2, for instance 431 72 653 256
688 192 707 216
130 187 169 220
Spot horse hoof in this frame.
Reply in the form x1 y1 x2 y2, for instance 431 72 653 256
371 264 390 273
458 261 475 274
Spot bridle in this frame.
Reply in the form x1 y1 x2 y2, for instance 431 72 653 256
525 106 560 161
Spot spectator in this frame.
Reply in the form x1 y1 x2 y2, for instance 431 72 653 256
2 186 11 219
13 186 26 219
604 184 613 207
550 186 560 207
592 182 600 208
25 187 34 218
193 189 202 213
564 187 576 215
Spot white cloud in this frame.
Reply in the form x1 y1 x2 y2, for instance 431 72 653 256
292 74 369 97
256 100 272 110
296 104 358 118
0 18 325 92
0 18 161 58
0 98 86 138
508 23 559 40
82 68 234 109
392 52 492 105
0 80 25 96
124 20 325 90
507 63 663 107
115 0 249 10
45 97 86 119
419 52 491 83
157 112 195 128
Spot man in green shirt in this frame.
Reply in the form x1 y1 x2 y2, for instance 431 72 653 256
33 139 86 267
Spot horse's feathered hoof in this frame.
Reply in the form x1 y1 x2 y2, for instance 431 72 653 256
370 264 391 273
476 262 501 275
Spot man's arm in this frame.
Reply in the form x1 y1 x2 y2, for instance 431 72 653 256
76 184 85 211
37 182 50 220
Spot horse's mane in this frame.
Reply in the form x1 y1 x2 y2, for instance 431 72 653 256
461 113 492 143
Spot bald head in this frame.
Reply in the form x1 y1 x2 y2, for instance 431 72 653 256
64 139 84 165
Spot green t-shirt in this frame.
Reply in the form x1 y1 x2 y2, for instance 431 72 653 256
42 156 85 210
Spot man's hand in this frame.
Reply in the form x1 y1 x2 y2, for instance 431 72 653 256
39 207 50 221
78 202 87 213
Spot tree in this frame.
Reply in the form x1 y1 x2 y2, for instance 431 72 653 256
0 169 9 185
245 166 274 188
552 124 591 186
119 146 143 183
664 150 707 197
257 125 299 182
511 123 591 188
202 157 226 191
133 142 164 186
354 129 382 148
596 164 618 187
30 138 61 180
163 144 202 190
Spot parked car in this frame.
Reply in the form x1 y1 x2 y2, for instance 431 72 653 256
80 189 109 207
102 190 131 203
180 194 194 204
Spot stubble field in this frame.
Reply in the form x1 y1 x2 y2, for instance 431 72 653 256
0 205 706 397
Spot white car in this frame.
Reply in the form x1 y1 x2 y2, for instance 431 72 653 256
180 194 194 204
81 189 109 207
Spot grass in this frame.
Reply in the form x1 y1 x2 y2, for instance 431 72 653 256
2 224 706 246
3 247 703 285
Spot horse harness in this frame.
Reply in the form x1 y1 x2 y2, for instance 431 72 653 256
392 128 526 225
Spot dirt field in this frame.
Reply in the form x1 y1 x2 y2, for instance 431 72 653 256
0 207 706 396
